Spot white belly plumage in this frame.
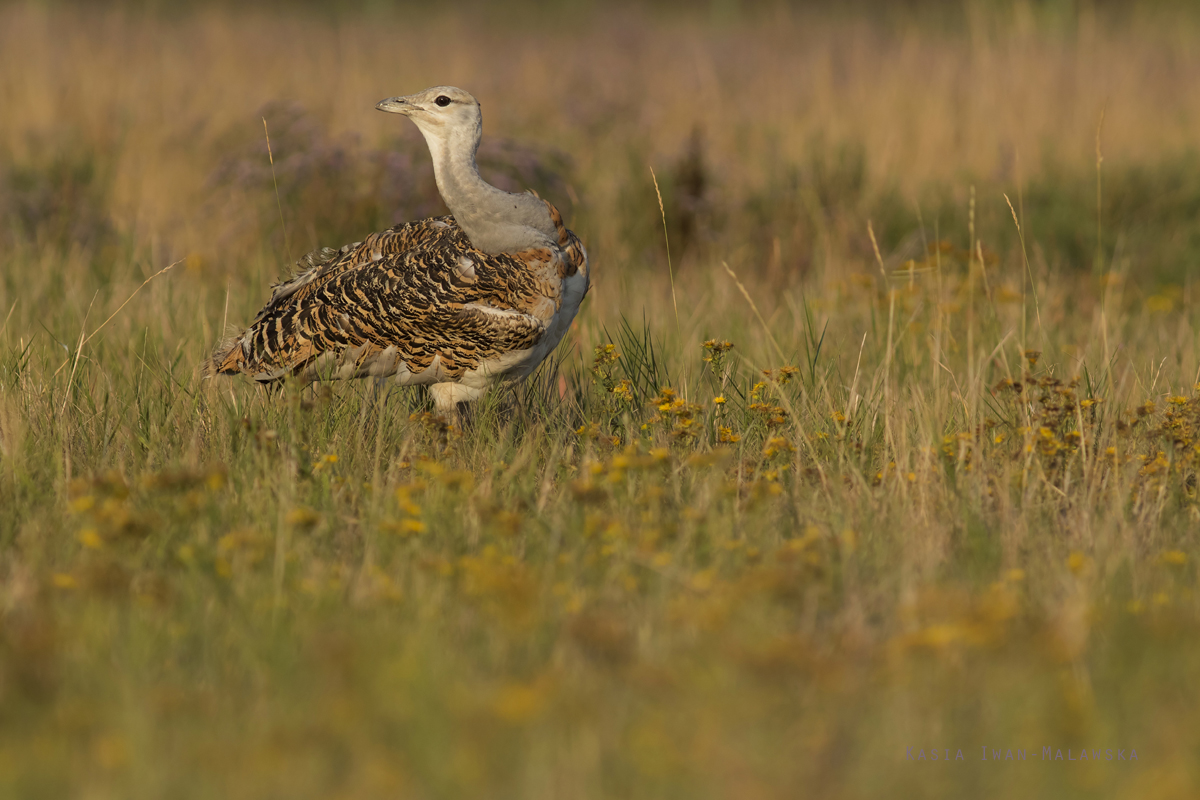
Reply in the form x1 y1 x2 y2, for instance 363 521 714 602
436 266 589 405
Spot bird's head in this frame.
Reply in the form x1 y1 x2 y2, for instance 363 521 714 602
376 86 481 139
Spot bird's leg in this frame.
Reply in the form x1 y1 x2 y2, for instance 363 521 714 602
429 382 484 432
455 400 476 434
358 376 389 437
428 383 462 444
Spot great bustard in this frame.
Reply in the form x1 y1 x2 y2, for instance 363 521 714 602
210 86 589 416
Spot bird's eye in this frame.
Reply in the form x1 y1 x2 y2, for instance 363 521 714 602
435 95 451 107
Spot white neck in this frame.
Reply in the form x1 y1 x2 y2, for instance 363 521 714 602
416 121 557 255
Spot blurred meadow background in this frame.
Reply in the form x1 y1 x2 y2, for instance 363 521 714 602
3 0 1200 797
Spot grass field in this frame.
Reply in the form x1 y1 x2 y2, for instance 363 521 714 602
2 2 1200 797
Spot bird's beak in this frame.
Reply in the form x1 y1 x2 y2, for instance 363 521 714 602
376 96 415 114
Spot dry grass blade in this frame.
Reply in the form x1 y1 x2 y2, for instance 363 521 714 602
59 291 99 415
721 261 786 366
1003 193 1043 344
649 166 679 336
54 259 182 380
264 116 291 263
1096 102 1107 272
1 300 16 342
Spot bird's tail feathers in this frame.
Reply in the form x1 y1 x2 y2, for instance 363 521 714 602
206 334 247 378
